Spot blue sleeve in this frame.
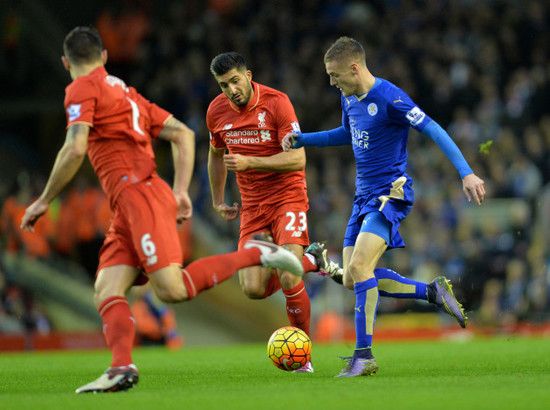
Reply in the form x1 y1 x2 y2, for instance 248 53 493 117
384 83 431 132
422 120 473 178
299 126 351 147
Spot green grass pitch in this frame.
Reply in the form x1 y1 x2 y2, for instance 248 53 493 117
1 337 549 409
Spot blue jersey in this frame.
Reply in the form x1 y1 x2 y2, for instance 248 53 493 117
342 78 431 196
299 77 470 248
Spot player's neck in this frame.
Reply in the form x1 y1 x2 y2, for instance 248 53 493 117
70 63 103 80
356 72 376 96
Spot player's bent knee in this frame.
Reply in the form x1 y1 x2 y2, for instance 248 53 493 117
149 265 189 303
93 266 139 307
153 285 188 303
241 285 266 299
343 274 355 290
238 267 268 299
348 260 375 283
93 281 125 307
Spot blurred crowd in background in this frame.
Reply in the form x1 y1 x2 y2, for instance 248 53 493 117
1 0 549 336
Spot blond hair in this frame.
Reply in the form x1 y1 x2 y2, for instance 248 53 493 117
324 36 366 64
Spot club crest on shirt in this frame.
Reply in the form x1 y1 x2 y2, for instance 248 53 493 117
367 103 378 116
258 111 267 128
67 104 82 122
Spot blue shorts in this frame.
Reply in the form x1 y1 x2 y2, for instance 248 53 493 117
343 176 414 249
359 211 392 244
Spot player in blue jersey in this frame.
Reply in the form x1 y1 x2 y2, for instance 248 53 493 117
282 37 485 377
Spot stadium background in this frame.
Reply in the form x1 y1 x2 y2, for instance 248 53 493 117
1 0 549 349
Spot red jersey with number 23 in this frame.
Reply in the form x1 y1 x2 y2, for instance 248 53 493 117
64 66 171 206
207 82 307 207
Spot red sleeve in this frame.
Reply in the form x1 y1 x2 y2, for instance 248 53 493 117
274 94 300 142
64 79 97 128
206 104 227 150
132 89 172 138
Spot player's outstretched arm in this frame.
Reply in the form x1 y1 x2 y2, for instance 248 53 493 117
21 124 89 232
421 121 485 205
281 132 304 151
159 117 195 222
281 127 351 152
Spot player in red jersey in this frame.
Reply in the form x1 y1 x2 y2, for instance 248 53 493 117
207 52 319 373
20 27 303 394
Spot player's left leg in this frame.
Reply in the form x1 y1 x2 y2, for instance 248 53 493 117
268 203 313 372
76 264 141 393
277 243 314 373
278 244 310 334
305 252 467 327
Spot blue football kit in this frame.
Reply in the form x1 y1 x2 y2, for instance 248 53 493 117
295 77 472 363
296 77 472 249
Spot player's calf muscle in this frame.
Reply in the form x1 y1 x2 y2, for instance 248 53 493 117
278 271 302 289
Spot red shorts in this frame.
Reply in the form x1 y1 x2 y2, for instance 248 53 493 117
97 175 183 283
238 201 310 249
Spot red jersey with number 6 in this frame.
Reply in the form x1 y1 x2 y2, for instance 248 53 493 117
207 81 307 207
64 66 172 206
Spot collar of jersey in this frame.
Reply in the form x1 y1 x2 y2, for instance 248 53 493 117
228 82 260 113
83 65 108 79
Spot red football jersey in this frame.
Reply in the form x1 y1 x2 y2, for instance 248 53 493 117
64 66 171 205
207 82 307 206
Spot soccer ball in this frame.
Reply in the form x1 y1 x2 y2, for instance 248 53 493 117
267 326 311 371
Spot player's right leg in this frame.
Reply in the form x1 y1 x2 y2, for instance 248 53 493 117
337 233 385 377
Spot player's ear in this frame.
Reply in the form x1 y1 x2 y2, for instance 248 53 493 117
102 49 108 65
246 70 253 81
61 56 70 71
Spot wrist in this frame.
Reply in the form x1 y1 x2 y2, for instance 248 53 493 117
38 195 52 206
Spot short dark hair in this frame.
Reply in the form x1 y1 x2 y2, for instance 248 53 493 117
209 52 247 76
324 36 365 64
63 26 103 65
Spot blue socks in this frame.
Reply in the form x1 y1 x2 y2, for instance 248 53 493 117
352 269 430 357
354 278 379 350
375 268 428 300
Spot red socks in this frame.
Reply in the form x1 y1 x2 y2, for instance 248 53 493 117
182 248 262 299
98 296 135 368
282 281 311 336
